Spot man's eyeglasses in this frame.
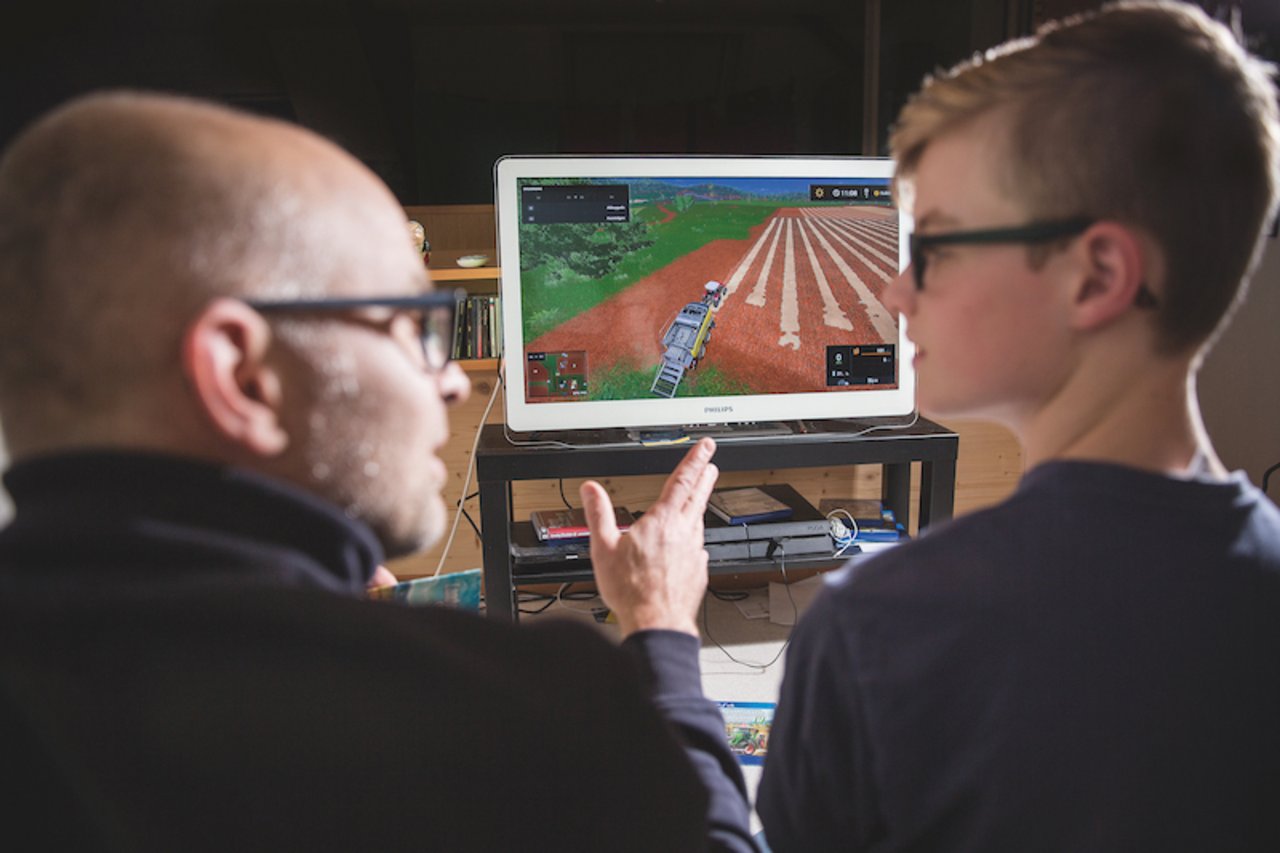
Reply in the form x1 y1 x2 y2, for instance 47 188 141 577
908 216 1158 308
245 290 464 372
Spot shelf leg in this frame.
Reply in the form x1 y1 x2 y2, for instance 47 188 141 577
882 462 911 532
479 479 516 622
919 459 956 529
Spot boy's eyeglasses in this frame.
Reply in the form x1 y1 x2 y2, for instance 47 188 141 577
908 216 1157 308
908 217 1093 291
245 290 465 372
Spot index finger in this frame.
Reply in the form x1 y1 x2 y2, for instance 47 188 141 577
579 479 621 548
656 437 717 508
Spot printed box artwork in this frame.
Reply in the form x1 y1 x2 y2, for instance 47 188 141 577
368 569 482 610
718 701 776 766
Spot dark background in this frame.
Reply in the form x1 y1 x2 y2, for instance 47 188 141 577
2 0 1276 205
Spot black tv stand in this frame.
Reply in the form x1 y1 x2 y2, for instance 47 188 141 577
628 420 796 444
475 418 959 622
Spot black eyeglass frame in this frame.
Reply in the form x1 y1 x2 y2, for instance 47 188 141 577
907 216 1158 308
245 289 466 371
908 216 1095 292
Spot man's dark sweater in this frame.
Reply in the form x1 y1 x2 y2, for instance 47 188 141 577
0 451 752 852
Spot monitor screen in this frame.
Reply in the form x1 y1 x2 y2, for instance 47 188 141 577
494 155 914 433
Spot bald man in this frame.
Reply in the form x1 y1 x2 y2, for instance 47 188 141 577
0 92 753 852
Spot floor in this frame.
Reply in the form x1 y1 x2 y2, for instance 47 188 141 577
520 579 824 835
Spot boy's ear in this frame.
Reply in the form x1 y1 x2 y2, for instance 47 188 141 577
1069 222 1150 331
181 298 289 457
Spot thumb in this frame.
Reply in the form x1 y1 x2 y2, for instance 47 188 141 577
580 480 621 547
368 565 399 590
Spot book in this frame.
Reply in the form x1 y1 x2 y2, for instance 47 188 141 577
717 701 776 766
530 506 634 542
707 486 794 525
703 483 829 543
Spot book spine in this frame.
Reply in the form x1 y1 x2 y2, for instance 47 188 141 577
462 296 475 359
853 528 903 542
452 301 465 360
540 527 592 539
708 502 733 524
491 295 502 358
489 295 498 358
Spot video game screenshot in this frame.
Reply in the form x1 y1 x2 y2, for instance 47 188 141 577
517 176 900 403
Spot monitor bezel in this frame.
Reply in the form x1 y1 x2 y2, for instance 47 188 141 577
493 154 915 433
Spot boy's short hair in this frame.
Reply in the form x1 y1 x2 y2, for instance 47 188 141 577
890 0 1280 355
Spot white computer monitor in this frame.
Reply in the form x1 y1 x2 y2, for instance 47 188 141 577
494 154 914 434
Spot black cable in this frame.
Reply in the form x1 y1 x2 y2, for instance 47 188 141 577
516 583 601 615
460 507 481 539
516 585 561 614
517 595 556 615
1263 460 1280 494
710 588 750 602
452 490 482 539
558 478 573 509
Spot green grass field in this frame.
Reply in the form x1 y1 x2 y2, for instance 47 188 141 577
521 201 777 341
589 361 755 401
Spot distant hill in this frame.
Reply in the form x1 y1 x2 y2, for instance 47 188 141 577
627 179 807 204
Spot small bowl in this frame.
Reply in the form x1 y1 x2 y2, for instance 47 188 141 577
456 254 490 268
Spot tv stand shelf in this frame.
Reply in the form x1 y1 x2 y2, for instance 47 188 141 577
475 419 959 622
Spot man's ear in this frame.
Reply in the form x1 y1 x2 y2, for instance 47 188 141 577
181 298 289 456
1069 222 1149 331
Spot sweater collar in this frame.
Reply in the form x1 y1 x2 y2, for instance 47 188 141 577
1 450 384 595
1019 457 1254 506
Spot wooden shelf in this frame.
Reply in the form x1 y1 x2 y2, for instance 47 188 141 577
459 358 499 372
475 421 960 622
431 265 501 282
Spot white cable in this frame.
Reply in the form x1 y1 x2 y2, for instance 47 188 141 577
825 407 920 439
432 360 503 578
704 546 793 672
826 507 859 557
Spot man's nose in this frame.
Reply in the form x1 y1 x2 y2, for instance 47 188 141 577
437 361 471 406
